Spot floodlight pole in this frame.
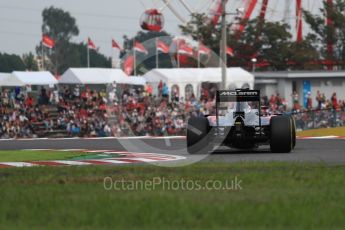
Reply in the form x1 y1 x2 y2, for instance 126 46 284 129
156 38 159 69
221 0 227 90
133 39 137 75
42 43 45 71
87 45 90 68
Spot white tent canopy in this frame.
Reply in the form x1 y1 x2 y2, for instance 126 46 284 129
0 71 58 87
0 73 11 85
144 68 254 85
127 76 147 85
59 68 146 85
143 68 254 98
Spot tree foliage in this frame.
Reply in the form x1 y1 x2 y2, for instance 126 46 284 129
0 53 26 72
304 0 345 68
180 13 220 51
180 13 320 71
36 6 111 74
22 52 38 71
42 6 79 42
36 6 80 74
74 43 111 68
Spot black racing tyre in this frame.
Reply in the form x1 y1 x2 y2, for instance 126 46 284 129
290 116 296 149
187 117 211 154
270 116 293 153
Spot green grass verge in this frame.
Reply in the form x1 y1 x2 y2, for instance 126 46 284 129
297 126 345 137
0 150 92 162
0 162 345 229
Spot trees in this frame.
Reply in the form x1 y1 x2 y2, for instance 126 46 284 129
287 35 321 70
37 6 79 75
75 43 111 69
304 0 345 68
36 6 111 74
41 6 79 42
0 53 26 72
22 52 38 71
180 13 220 52
180 14 294 70
180 13 221 67
179 13 320 71
0 52 39 72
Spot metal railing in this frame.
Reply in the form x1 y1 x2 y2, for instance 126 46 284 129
289 108 345 131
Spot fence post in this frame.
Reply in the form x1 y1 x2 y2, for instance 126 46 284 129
333 109 337 127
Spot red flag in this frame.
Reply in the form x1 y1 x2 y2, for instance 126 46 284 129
226 46 234 56
198 43 211 55
112 39 122 50
156 39 169 53
178 43 194 56
123 55 134 75
88 37 97 50
42 35 55 49
134 41 148 54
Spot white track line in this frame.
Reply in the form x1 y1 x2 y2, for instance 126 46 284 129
111 157 160 163
53 160 92 166
94 159 131 164
0 162 36 167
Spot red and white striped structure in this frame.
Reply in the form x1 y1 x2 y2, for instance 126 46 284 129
160 0 333 65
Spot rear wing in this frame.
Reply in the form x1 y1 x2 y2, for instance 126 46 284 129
216 89 260 102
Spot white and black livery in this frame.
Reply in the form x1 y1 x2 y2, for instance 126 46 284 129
187 89 296 154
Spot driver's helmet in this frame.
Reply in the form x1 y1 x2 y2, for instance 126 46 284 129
238 102 251 112
227 102 251 112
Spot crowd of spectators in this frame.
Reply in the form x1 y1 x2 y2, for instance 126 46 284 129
262 90 345 130
261 91 345 114
56 84 213 137
1 85 345 139
0 88 52 138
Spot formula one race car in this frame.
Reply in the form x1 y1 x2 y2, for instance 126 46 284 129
187 89 296 154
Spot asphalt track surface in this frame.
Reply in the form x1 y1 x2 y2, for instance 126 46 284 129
0 137 344 164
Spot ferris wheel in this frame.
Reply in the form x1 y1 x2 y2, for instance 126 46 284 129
139 0 327 41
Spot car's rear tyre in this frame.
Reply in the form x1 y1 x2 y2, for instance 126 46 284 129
187 117 211 154
290 116 296 149
270 116 293 153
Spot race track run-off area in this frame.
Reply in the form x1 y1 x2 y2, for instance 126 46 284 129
1 136 345 230
0 149 186 168
0 136 344 166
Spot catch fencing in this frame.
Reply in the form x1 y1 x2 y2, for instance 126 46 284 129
290 108 345 131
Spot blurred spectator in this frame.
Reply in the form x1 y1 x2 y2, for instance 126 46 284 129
331 92 338 109
158 80 163 97
162 83 169 98
316 90 323 109
306 92 312 110
292 91 301 112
